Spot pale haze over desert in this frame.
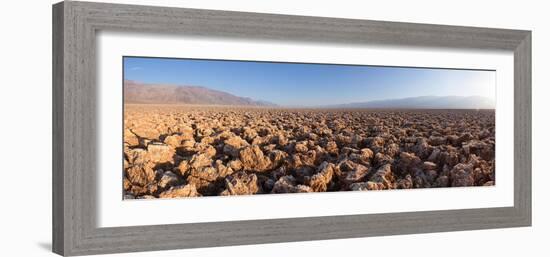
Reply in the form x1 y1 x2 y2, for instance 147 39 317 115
122 57 496 200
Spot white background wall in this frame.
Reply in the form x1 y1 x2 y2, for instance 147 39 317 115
0 0 548 256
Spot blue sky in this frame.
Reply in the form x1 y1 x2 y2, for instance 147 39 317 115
124 57 495 107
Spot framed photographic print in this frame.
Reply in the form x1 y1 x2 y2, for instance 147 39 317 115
52 1 531 256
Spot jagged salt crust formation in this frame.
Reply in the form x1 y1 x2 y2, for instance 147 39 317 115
123 105 495 199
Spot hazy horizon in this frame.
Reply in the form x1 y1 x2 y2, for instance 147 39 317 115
124 57 496 107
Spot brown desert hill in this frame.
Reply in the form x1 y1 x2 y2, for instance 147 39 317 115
124 80 276 106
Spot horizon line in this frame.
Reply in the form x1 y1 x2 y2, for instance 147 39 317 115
123 103 496 110
125 80 495 108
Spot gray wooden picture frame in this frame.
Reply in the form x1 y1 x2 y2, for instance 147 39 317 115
52 1 531 256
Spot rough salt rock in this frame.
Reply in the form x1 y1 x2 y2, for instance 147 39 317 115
158 171 179 188
385 143 400 157
147 183 159 195
349 148 374 165
123 178 132 191
396 152 421 175
458 133 473 144
409 168 426 188
314 147 331 163
272 176 312 193
479 129 492 140
433 175 450 187
154 169 165 180
396 174 413 189
337 159 357 173
350 134 363 147
180 139 196 150
123 194 135 200
447 135 460 146
163 134 184 148
360 148 374 160
185 176 217 195
271 133 289 146
263 144 277 152
146 143 175 163
367 136 385 153
223 136 250 158
131 127 160 141
341 148 357 157
239 145 272 171
125 162 156 187
242 127 258 141
295 142 309 153
342 164 370 187
467 156 494 184
203 136 218 145
374 152 394 166
472 167 487 185
188 166 219 182
314 127 332 136
214 160 234 177
271 166 288 181
159 184 200 198
138 195 157 200
428 148 441 162
194 143 217 158
429 136 447 146
462 140 486 154
350 182 369 191
128 185 148 196
196 127 214 138
175 125 194 140
463 140 493 160
326 141 339 155
123 106 495 197
293 166 315 183
214 130 235 141
450 163 474 187
294 185 314 193
127 148 148 165
252 136 270 146
369 164 394 189
366 181 386 190
297 150 317 167
307 132 319 141
268 150 288 169
399 152 421 166
365 117 378 125
307 162 335 192
441 150 459 167
263 178 276 192
425 169 439 184
190 153 213 170
176 160 190 176
228 159 243 171
413 138 430 158
220 172 260 196
422 161 437 170
483 181 495 186
124 129 140 146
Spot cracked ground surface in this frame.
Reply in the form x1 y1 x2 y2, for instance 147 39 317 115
123 104 495 199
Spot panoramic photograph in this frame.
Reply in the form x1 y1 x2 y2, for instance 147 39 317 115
122 57 496 200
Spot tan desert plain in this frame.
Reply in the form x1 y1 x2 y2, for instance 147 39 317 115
122 79 495 200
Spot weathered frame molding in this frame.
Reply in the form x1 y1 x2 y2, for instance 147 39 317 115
52 1 531 256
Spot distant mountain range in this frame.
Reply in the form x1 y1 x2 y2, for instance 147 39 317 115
324 95 495 109
124 81 276 106
125 81 494 109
